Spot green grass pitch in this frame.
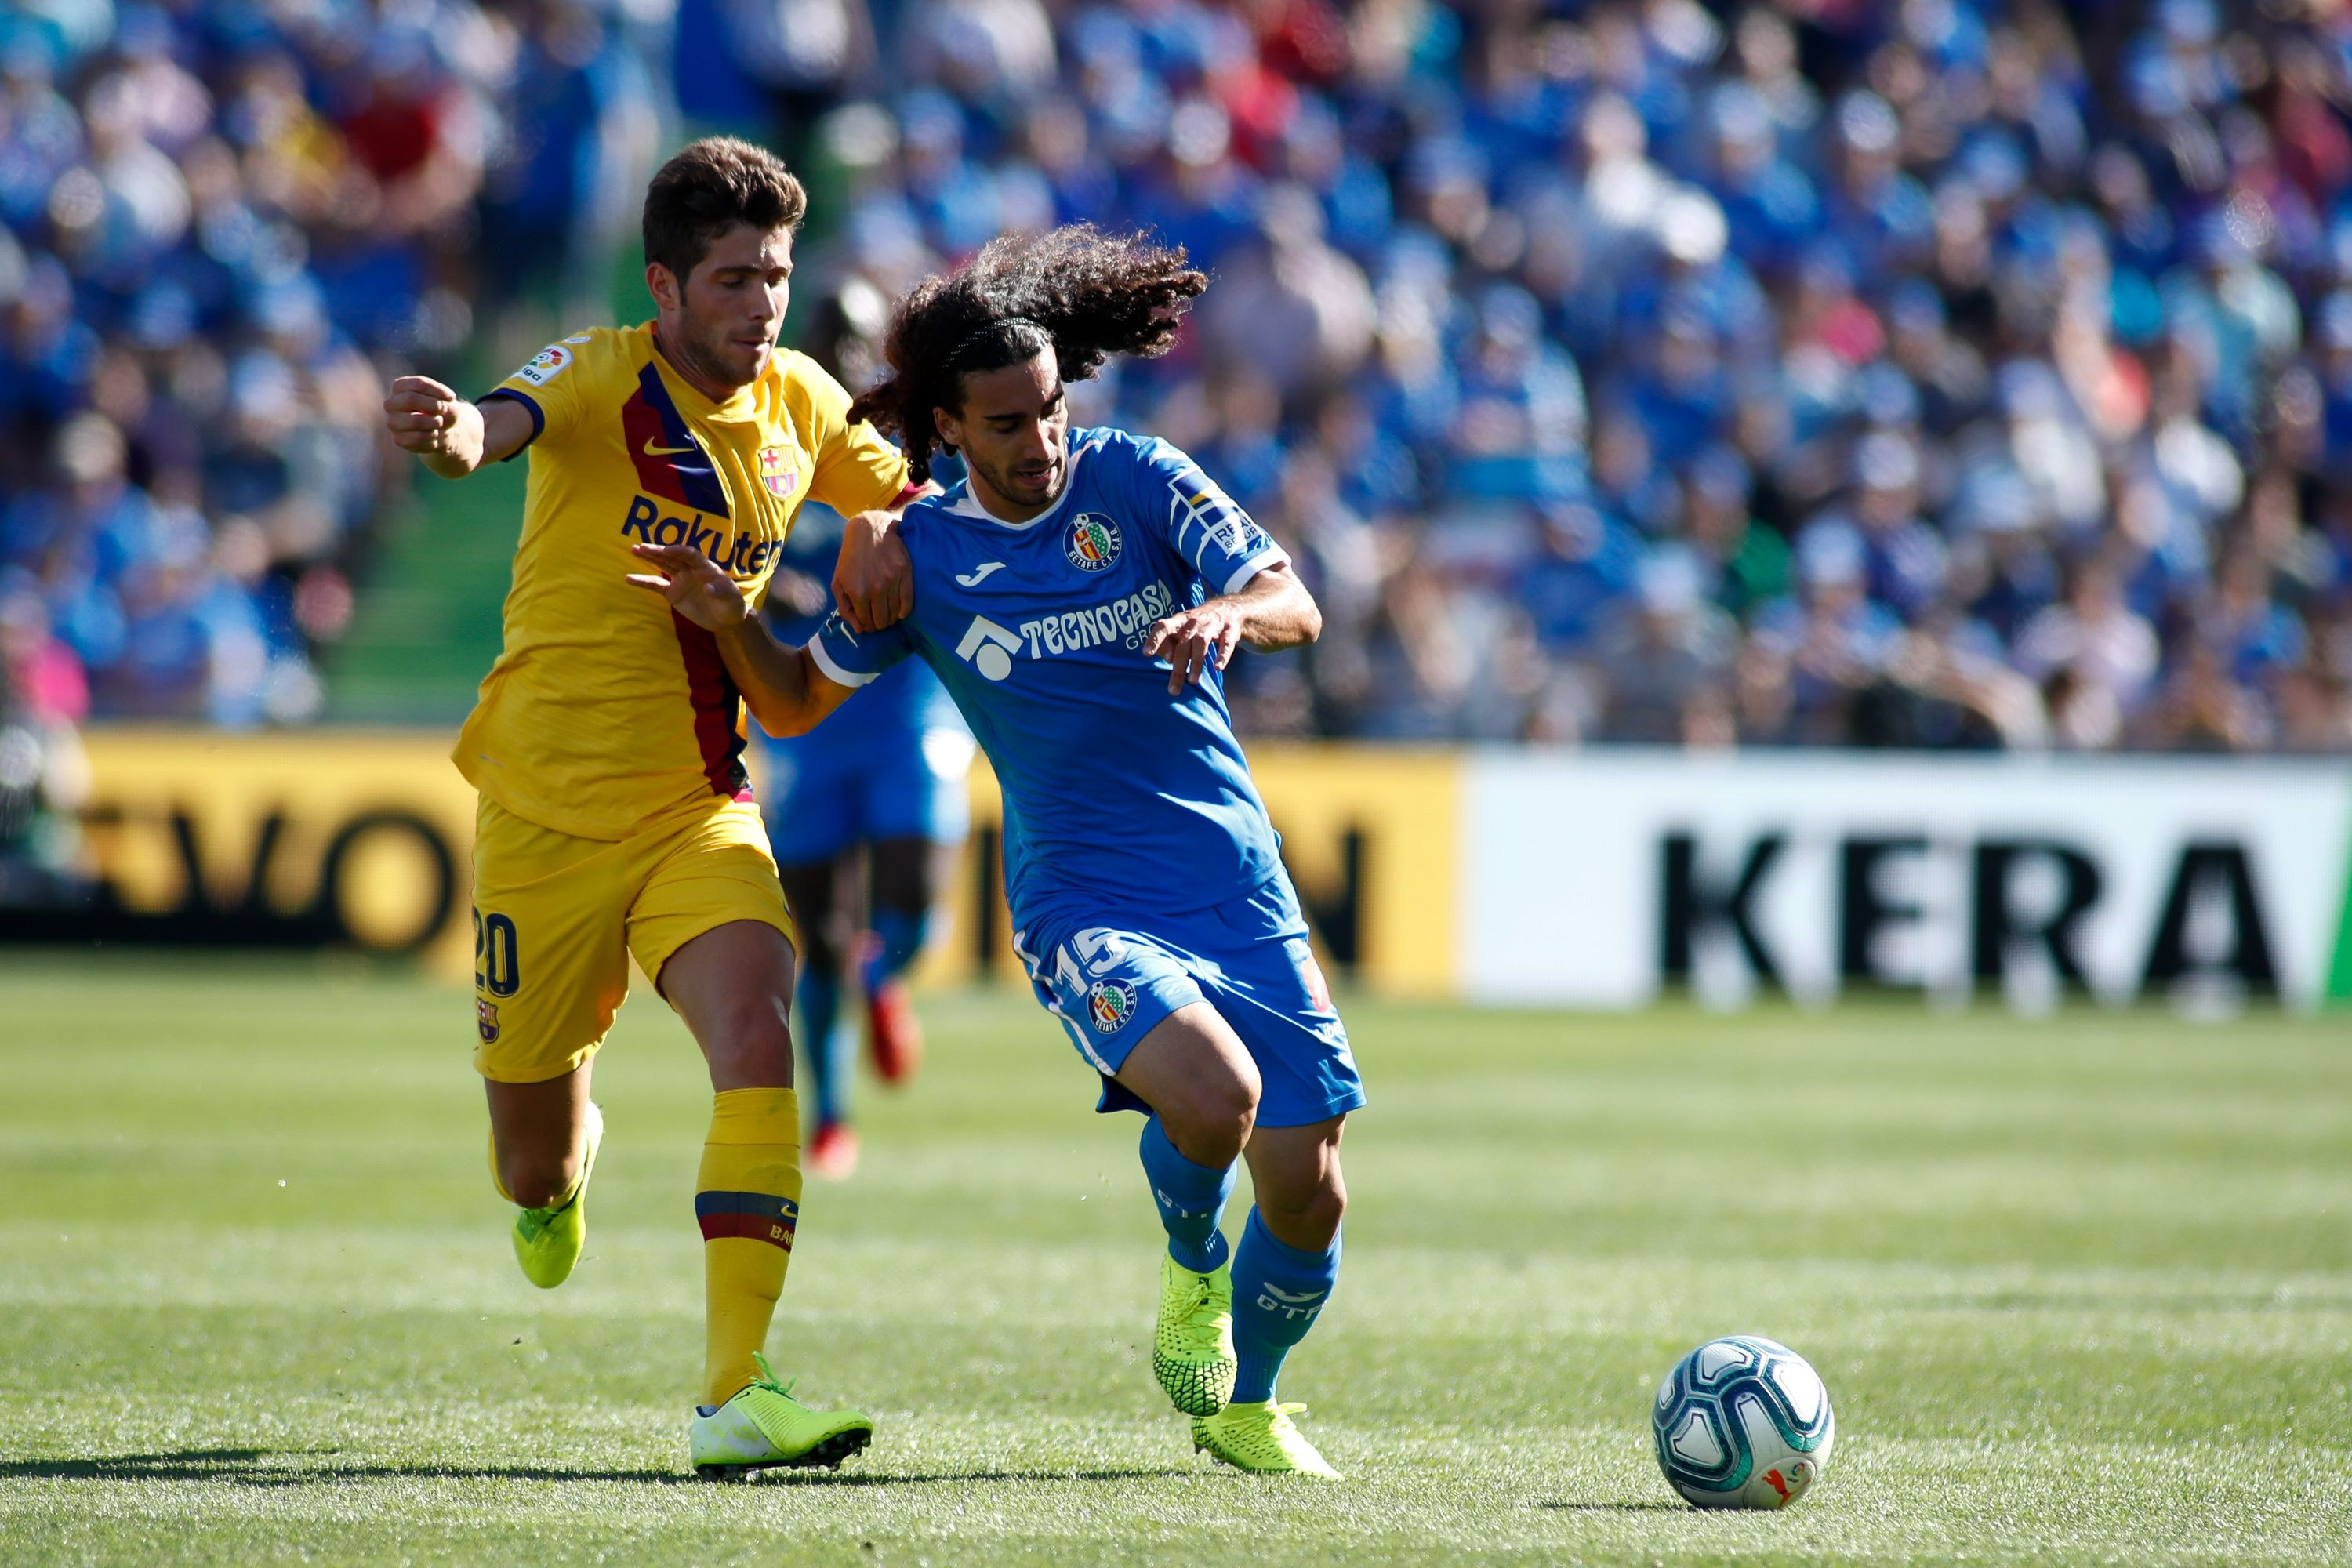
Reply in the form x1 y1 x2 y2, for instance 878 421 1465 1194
4 955 2350 1566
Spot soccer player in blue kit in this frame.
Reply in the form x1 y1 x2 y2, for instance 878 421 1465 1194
757 506 974 1179
628 226 1360 1477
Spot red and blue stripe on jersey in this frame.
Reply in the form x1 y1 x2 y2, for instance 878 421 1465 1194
621 364 749 797
623 362 731 518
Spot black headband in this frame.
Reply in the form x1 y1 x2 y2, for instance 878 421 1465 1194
947 316 1046 373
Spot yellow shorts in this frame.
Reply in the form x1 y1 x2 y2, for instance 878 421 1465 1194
470 793 795 1083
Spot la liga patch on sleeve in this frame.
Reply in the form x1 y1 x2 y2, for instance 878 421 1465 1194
514 344 573 387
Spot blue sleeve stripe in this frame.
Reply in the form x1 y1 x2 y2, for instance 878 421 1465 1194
478 389 543 460
808 633 877 688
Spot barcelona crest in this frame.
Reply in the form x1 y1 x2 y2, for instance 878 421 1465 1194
759 446 798 497
477 1000 500 1044
1087 978 1138 1034
1065 512 1121 572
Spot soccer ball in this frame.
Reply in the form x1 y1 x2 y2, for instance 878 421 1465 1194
1651 1335 1835 1509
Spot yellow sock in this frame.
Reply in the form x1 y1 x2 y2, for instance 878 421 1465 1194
695 1087 802 1408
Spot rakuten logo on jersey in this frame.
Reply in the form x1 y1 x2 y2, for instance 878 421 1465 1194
620 496 777 575
953 579 1181 681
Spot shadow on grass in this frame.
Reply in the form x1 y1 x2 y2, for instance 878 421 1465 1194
1890 1290 2352 1313
1537 1501 1687 1513
2 1448 1185 1490
768 1468 1189 1489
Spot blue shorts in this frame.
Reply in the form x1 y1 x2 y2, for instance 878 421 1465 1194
1013 873 1366 1129
764 724 972 865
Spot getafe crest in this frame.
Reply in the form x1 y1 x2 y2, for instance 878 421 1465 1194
759 446 798 497
477 1000 500 1044
1087 978 1138 1034
1066 513 1121 572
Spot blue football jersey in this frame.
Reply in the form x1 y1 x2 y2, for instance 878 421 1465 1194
810 426 1291 925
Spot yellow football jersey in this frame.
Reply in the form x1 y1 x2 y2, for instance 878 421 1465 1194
455 322 911 840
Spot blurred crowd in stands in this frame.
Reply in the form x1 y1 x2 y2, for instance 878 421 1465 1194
9 0 2352 763
1 0 658 748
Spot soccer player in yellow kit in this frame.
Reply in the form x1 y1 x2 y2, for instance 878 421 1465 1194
380 137 920 1477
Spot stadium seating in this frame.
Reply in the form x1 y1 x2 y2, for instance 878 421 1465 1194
7 0 2351 752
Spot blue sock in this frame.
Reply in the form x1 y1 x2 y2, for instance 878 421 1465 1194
1137 1116 1235 1273
862 907 930 992
795 967 850 1127
1230 1207 1340 1404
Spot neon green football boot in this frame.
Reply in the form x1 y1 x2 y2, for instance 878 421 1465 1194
1153 1253 1238 1416
511 1102 601 1289
689 1353 874 1479
1192 1400 1340 1479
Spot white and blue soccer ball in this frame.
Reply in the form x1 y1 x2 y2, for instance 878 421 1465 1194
1652 1335 1835 1509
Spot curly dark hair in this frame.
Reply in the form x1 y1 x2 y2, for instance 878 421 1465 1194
849 225 1207 481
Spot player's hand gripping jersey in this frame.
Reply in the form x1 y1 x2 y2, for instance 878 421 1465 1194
458 325 911 840
760 507 972 866
808 426 1289 928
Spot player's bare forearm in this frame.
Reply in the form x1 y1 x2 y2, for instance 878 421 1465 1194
713 619 829 738
1225 561 1323 652
625 543 848 736
382 376 533 477
1142 561 1321 695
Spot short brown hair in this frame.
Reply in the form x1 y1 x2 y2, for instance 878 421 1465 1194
642 136 807 281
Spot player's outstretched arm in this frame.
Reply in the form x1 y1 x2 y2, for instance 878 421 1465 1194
382 376 535 478
626 543 859 737
1142 561 1323 697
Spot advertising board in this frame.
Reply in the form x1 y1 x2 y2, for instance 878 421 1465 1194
1462 751 2352 1011
16 735 2348 1012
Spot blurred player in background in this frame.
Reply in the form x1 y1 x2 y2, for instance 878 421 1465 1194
630 227 1362 1479
757 505 972 1179
379 136 920 1477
